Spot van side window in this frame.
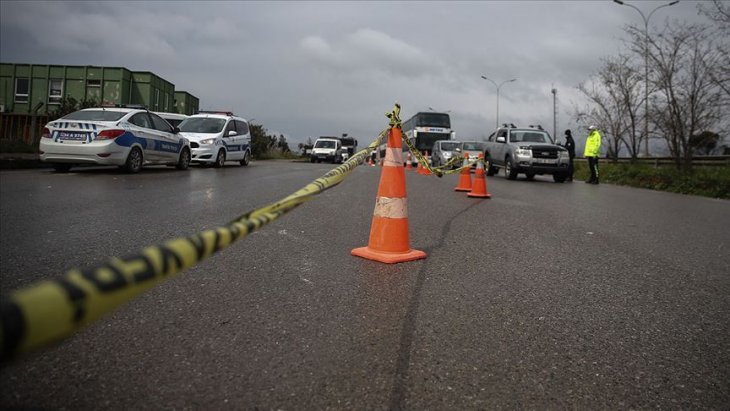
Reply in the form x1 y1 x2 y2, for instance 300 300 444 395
225 120 237 136
235 120 249 134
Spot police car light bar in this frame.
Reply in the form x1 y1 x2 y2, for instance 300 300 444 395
197 110 235 116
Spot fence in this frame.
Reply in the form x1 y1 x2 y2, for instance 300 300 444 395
0 113 50 145
586 156 730 167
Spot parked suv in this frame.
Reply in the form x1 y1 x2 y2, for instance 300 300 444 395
177 111 252 167
482 124 570 182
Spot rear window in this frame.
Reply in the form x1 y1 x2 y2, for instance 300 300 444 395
440 142 462 151
178 117 226 133
463 142 481 150
63 110 126 121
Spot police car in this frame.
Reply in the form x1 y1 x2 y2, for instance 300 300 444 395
177 111 252 167
39 107 192 173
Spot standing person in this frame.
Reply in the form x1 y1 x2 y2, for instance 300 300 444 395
584 125 602 184
563 129 576 182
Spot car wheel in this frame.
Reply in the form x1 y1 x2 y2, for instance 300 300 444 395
52 163 72 173
214 150 226 168
553 173 567 183
240 150 250 166
485 154 496 176
505 157 518 180
176 147 191 170
124 147 143 173
526 172 535 180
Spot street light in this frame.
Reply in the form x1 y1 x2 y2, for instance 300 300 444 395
480 76 517 129
613 0 679 157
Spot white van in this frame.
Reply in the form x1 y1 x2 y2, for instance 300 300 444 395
310 137 343 163
177 111 252 167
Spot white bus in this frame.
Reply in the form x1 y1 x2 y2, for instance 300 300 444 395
378 111 454 165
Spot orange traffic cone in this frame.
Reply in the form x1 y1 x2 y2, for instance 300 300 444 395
352 126 426 264
454 153 473 192
406 152 413 171
468 153 491 198
422 151 432 175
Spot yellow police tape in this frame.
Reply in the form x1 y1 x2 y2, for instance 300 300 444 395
0 127 389 362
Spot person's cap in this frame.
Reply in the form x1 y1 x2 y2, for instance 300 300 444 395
588 125 596 130
564 129 571 135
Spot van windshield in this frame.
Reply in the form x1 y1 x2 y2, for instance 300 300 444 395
178 118 226 133
315 140 337 149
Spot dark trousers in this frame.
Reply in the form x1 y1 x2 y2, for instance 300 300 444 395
587 157 599 182
568 157 574 180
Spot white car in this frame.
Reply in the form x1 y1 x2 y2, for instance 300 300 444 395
39 107 192 173
177 111 252 167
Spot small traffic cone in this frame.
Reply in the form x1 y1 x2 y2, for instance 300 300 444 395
454 153 473 192
468 153 491 198
422 151 432 175
406 152 413 171
352 125 426 264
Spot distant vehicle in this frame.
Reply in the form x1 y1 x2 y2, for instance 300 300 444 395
177 111 251 167
482 124 570 182
153 112 188 128
461 141 484 168
310 137 343 163
378 111 455 166
431 140 462 168
338 136 358 162
39 107 191 173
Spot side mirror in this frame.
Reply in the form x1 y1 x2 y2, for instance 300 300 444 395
228 130 237 137
496 136 506 143
173 127 180 134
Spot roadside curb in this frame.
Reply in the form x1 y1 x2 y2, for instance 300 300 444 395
0 153 48 170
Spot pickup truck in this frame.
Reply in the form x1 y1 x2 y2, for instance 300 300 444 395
482 124 570 183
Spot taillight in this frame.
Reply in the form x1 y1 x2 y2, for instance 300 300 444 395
96 129 125 140
41 127 51 139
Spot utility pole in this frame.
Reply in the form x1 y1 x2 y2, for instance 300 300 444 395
551 86 558 141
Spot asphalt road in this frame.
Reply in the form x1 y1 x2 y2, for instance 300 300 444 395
1 160 729 410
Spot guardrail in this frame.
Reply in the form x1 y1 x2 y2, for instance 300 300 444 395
577 156 730 167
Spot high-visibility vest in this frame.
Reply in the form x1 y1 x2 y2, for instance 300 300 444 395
584 130 601 157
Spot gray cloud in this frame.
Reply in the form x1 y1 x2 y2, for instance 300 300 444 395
0 0 711 146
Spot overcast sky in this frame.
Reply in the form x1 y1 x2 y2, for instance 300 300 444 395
0 0 712 148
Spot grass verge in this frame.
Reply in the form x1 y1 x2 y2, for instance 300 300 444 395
573 161 730 199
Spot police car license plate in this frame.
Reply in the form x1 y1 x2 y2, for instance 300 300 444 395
58 131 88 141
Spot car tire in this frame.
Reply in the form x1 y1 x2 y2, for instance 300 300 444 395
485 154 496 176
526 172 535 180
553 173 567 183
176 147 191 170
124 147 143 173
214 150 226 168
52 163 72 173
505 157 518 180
240 150 250 166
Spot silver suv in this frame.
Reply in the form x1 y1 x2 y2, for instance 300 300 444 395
482 125 570 182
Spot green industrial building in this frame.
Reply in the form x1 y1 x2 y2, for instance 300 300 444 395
0 63 199 115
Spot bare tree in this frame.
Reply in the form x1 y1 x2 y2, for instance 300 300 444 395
626 22 725 169
575 54 644 160
698 1 730 106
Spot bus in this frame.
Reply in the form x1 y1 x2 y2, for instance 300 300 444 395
377 111 454 165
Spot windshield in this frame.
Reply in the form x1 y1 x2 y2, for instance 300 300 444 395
63 110 126 121
510 131 552 144
314 140 337 149
440 142 462 151
416 113 451 128
463 142 481 150
178 117 226 133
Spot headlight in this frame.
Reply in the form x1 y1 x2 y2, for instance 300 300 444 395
559 151 569 159
515 148 531 157
200 138 215 145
